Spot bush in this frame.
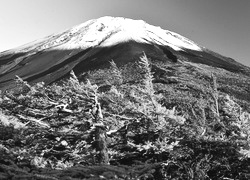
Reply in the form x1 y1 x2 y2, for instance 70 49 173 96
0 55 250 179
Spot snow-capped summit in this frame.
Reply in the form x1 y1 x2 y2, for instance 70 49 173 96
67 16 202 51
3 16 201 53
0 17 249 90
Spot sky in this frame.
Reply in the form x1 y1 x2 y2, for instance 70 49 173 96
0 0 249 67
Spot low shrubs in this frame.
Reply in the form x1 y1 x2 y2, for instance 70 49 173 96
0 54 250 179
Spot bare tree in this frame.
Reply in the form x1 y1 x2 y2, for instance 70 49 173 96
90 92 109 164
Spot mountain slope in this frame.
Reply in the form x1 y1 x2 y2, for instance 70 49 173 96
0 16 249 91
0 16 249 110
1 17 250 179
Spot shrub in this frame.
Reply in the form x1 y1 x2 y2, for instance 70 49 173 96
0 54 249 179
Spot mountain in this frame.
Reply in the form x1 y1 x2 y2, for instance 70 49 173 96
1 17 250 179
0 16 250 108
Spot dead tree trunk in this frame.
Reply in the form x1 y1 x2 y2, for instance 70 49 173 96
94 123 109 164
91 94 109 164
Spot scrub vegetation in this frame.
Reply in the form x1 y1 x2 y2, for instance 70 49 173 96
0 54 250 179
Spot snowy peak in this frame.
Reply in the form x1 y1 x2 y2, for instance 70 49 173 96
61 16 202 51
91 17 201 51
6 16 201 53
